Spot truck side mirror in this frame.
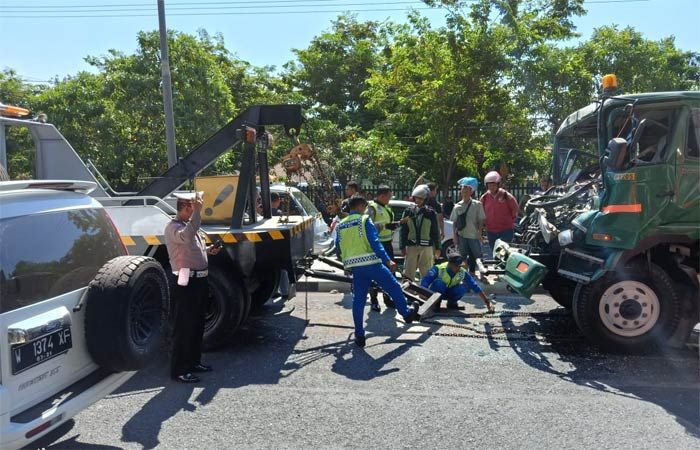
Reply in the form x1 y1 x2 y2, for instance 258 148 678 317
605 137 630 170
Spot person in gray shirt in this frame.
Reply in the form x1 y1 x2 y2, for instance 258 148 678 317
164 192 221 383
450 178 486 275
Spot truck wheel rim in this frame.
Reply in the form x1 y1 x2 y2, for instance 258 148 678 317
598 281 660 337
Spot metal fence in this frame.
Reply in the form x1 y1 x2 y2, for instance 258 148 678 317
300 183 540 208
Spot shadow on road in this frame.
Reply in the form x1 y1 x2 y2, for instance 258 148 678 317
26 420 122 450
502 312 700 437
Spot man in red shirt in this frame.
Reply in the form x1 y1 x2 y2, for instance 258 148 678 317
480 171 519 255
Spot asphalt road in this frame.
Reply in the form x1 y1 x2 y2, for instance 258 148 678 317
31 290 699 449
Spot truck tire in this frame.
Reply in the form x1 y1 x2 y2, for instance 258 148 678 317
572 262 683 353
542 273 576 309
85 256 169 372
203 268 248 350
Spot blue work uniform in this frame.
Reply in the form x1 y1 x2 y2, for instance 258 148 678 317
335 215 413 338
420 263 483 307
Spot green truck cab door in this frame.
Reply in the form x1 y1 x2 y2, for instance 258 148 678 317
673 107 700 232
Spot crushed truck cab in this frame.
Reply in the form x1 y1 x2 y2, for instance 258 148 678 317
498 84 700 353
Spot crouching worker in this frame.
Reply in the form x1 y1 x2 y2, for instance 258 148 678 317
336 193 420 348
421 249 495 313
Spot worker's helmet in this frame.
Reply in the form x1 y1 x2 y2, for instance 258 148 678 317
411 184 430 199
484 171 501 184
446 246 464 265
457 177 479 191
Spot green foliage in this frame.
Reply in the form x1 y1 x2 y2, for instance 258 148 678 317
2 9 698 194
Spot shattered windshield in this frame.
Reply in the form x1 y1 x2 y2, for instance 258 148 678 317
553 114 598 184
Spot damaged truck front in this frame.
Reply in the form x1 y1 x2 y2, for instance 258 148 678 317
498 80 700 352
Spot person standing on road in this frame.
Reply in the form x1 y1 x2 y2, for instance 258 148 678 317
480 171 518 254
340 181 359 218
336 194 420 347
450 177 486 276
400 184 441 281
421 249 495 312
164 192 221 383
426 182 444 238
366 185 401 312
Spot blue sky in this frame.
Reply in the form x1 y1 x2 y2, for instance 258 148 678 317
1 0 699 83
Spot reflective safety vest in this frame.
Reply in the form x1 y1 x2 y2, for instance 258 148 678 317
367 200 394 242
337 213 381 268
406 207 433 246
437 262 465 288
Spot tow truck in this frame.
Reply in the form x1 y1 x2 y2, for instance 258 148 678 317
496 76 700 352
0 103 316 349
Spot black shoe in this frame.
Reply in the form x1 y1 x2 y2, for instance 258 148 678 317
355 335 366 348
383 297 395 308
403 302 420 324
446 303 464 310
191 363 212 373
370 300 381 312
174 373 200 383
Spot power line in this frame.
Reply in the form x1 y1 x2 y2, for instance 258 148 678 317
0 1 425 13
0 7 437 19
0 0 651 11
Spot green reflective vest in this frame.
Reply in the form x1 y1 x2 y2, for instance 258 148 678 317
406 209 433 246
437 262 465 288
338 213 381 269
367 200 394 242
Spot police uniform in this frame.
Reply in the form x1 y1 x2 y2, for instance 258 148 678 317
420 262 483 308
164 194 211 381
366 200 396 308
335 209 417 344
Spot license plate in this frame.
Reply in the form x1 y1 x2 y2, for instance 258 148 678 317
11 327 72 375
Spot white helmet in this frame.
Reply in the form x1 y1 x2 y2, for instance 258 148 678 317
484 171 501 184
411 184 430 199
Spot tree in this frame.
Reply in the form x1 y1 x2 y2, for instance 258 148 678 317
31 30 280 190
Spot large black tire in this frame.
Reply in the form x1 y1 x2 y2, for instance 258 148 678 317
542 273 576 309
85 256 169 372
572 262 683 353
203 268 249 350
250 270 281 312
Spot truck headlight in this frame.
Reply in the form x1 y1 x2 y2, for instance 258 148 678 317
558 229 574 247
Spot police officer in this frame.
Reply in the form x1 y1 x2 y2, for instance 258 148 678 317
367 185 400 311
421 248 495 313
336 194 419 347
400 184 441 280
164 192 221 383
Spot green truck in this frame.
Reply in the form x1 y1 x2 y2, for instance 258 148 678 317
500 78 700 352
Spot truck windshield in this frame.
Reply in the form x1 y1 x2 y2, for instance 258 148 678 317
553 114 598 184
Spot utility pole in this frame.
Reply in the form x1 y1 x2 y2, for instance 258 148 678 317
157 0 177 168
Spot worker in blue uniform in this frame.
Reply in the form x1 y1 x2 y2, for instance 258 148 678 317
336 193 420 347
421 248 496 313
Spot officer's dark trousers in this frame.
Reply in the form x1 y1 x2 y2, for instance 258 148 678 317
369 241 394 304
169 274 207 378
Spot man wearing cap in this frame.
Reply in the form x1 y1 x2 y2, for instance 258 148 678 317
400 184 441 280
421 249 495 312
336 194 420 347
366 185 401 311
450 177 486 276
164 192 221 383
